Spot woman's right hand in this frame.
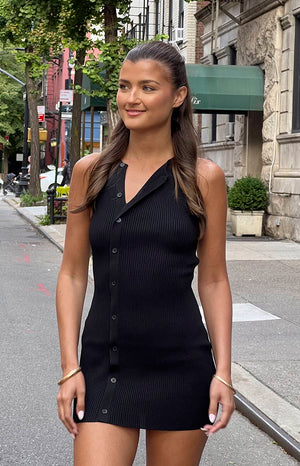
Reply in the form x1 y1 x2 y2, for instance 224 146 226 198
57 371 86 439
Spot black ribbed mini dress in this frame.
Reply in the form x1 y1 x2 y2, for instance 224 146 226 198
75 158 215 430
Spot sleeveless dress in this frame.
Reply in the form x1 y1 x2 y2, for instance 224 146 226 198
75 158 215 430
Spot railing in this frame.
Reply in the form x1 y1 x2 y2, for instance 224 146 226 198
47 188 68 224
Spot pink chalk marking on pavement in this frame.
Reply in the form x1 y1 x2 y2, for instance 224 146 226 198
20 243 26 250
36 283 51 296
23 254 30 263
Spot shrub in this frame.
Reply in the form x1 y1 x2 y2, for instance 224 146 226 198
20 192 46 207
38 214 50 225
227 176 269 211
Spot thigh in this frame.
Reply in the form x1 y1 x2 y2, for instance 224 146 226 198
146 429 207 466
74 422 140 466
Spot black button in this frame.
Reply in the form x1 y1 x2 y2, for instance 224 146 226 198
117 192 123 198
112 248 118 254
111 377 117 383
112 314 117 320
120 162 125 167
116 218 122 223
112 346 118 352
111 281 117 286
102 408 108 414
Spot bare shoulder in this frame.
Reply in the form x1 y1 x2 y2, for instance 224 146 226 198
196 157 225 199
74 152 101 174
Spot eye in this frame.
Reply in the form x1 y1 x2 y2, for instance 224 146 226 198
143 85 155 92
119 83 128 90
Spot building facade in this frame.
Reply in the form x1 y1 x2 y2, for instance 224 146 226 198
196 0 300 241
127 0 198 63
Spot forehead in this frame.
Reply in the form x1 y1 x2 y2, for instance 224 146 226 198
119 59 172 83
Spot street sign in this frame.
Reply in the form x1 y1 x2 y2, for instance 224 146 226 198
37 105 45 123
59 90 73 104
16 153 23 161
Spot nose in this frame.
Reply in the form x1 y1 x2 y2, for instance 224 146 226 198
127 87 141 104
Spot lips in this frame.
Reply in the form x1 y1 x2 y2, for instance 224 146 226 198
126 109 145 116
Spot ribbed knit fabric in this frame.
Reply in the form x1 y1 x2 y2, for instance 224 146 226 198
74 159 215 430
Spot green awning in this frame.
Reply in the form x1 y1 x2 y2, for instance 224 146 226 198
81 73 107 111
186 64 264 114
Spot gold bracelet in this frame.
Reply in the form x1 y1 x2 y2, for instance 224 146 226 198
58 367 82 386
213 374 236 394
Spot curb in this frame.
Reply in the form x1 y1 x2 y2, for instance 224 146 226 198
3 197 64 252
234 392 300 460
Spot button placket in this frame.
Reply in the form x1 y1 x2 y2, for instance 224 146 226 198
98 169 124 422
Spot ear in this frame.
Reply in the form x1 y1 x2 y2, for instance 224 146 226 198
173 86 188 108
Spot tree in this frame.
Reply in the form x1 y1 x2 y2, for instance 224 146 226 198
57 0 132 171
0 0 63 196
0 46 25 178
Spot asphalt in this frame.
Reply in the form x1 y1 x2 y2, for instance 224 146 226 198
4 195 300 461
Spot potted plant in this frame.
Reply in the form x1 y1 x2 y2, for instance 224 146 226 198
227 175 269 237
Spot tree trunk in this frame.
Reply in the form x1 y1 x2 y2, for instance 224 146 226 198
25 62 41 197
104 5 118 137
107 100 119 136
70 47 86 173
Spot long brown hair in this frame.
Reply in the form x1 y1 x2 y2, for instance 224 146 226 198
78 41 206 235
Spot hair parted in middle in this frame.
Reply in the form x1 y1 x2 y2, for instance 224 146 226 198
77 40 206 236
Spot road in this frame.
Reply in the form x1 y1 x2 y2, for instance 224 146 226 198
0 198 297 465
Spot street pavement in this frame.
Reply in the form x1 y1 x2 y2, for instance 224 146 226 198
1 195 299 465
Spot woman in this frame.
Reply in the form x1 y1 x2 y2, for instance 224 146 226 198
56 41 235 466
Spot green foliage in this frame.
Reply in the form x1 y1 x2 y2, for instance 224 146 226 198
0 0 64 79
227 176 269 212
38 213 50 225
56 186 70 197
0 44 24 146
20 191 46 206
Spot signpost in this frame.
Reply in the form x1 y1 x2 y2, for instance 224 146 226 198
54 90 74 190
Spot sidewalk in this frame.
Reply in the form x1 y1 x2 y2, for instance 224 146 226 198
4 195 300 459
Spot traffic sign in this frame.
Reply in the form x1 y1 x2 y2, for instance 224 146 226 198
59 90 73 103
37 105 45 123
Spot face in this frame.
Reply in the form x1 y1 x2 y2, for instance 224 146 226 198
117 59 187 132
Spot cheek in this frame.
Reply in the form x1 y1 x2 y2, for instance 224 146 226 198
116 91 125 109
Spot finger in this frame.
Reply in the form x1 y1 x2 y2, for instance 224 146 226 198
76 387 85 421
209 401 235 434
62 395 78 435
57 392 75 438
208 396 218 425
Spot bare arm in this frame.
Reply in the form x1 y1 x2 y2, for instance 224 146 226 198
56 153 98 438
196 159 235 434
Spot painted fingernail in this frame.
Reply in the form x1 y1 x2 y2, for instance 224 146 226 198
78 410 84 420
200 427 208 432
71 433 76 440
209 414 216 423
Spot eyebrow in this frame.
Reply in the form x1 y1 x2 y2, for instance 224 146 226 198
119 79 161 85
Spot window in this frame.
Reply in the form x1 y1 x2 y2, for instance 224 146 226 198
211 54 218 142
179 0 184 29
292 16 300 132
168 0 173 41
229 45 236 124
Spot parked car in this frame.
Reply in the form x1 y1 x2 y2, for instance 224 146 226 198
40 166 63 192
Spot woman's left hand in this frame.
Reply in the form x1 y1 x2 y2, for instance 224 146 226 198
201 375 235 436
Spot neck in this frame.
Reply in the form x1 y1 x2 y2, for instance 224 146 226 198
125 127 174 164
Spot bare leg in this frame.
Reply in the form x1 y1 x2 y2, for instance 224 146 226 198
74 422 140 466
146 429 207 466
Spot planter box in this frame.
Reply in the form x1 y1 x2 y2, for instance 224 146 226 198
230 210 264 237
226 207 232 223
